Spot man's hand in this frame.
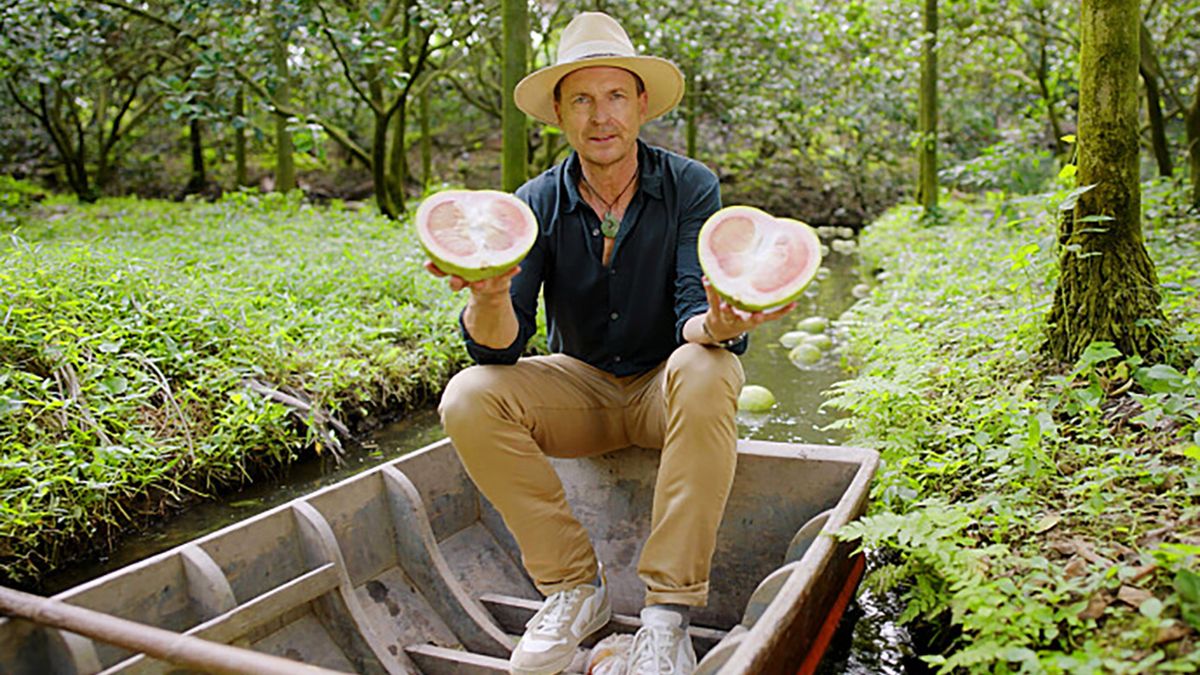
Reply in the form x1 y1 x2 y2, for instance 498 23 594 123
424 261 521 298
701 277 796 343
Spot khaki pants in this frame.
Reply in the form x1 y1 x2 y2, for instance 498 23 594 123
438 344 744 607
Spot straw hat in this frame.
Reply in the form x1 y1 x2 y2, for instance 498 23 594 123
513 12 685 126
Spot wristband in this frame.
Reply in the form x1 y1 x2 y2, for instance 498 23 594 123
702 319 746 349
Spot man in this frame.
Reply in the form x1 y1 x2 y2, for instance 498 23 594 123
427 12 793 675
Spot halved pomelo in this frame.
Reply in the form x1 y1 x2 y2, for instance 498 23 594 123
697 206 822 311
415 189 538 282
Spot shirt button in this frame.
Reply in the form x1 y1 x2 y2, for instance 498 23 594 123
614 355 622 363
592 228 600 236
610 268 616 276
610 312 619 321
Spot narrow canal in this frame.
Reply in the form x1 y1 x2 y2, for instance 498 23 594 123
44 228 916 673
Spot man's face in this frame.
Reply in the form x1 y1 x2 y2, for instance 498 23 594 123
554 66 648 170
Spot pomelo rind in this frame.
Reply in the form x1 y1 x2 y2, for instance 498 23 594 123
415 189 538 282
697 207 823 312
803 333 834 351
788 343 823 366
738 385 777 412
795 316 829 334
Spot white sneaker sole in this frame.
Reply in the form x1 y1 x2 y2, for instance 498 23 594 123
509 604 613 675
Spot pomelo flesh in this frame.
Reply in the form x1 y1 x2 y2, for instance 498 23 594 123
697 206 823 311
416 189 538 282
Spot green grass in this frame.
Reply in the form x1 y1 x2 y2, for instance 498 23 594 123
0 191 470 584
829 179 1200 672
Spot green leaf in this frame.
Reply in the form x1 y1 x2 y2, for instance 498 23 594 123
1057 163 1077 180
1176 569 1200 604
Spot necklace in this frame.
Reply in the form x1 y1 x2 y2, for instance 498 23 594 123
580 166 638 238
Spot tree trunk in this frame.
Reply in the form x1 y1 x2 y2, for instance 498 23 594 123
234 88 248 187
1139 23 1171 177
420 85 432 191
1034 20 1065 157
184 118 206 195
389 103 409 212
501 0 528 192
271 3 296 193
1045 0 1165 362
917 0 938 213
685 65 698 159
372 107 397 219
1187 77 1200 209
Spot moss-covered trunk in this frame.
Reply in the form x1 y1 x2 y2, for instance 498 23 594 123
419 86 431 191
917 0 938 212
500 0 528 193
1045 0 1165 362
1188 77 1200 209
271 3 295 193
234 88 248 187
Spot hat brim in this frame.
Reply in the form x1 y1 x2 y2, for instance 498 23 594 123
514 55 685 127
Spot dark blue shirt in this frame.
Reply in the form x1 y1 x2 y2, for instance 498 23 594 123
461 141 747 376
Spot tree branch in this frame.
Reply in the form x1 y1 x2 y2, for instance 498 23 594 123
314 0 380 113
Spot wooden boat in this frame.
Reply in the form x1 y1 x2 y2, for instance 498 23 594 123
0 437 877 674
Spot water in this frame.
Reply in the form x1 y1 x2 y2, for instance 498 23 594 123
45 233 914 672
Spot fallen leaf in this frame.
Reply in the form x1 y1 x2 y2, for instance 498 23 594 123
1079 591 1113 620
1155 622 1193 645
1117 585 1154 608
1033 513 1062 534
1064 557 1089 579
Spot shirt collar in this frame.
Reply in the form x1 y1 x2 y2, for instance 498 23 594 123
562 140 664 212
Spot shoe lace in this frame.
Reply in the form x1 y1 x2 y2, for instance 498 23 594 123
628 624 685 674
528 586 586 635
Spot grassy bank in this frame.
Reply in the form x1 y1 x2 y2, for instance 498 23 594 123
830 180 1200 672
0 192 470 584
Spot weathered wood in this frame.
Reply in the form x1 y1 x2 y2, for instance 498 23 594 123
292 501 406 675
0 438 880 674
404 644 510 675
382 465 515 658
180 544 238 620
0 584 347 675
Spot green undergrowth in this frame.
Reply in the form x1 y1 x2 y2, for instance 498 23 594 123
829 179 1200 673
0 192 471 585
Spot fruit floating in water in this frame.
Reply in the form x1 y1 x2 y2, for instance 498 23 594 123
803 333 834 351
738 385 777 412
416 189 538 282
779 331 809 348
698 206 822 311
788 343 823 366
795 316 829 334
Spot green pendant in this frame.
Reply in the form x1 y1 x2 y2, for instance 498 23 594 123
600 212 620 238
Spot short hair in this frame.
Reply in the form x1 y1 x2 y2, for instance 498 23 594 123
553 69 646 103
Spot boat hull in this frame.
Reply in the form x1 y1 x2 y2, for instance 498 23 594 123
0 438 877 674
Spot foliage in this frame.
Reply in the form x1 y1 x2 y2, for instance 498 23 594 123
0 194 472 584
830 180 1200 671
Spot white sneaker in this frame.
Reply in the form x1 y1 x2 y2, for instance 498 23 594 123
509 573 612 675
625 607 697 674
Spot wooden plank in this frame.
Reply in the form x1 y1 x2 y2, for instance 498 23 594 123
403 644 510 675
99 563 340 674
477 593 726 657
292 502 409 675
180 544 238 620
381 465 514 659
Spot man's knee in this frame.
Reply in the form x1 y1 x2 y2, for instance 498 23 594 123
665 343 745 397
439 365 511 434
